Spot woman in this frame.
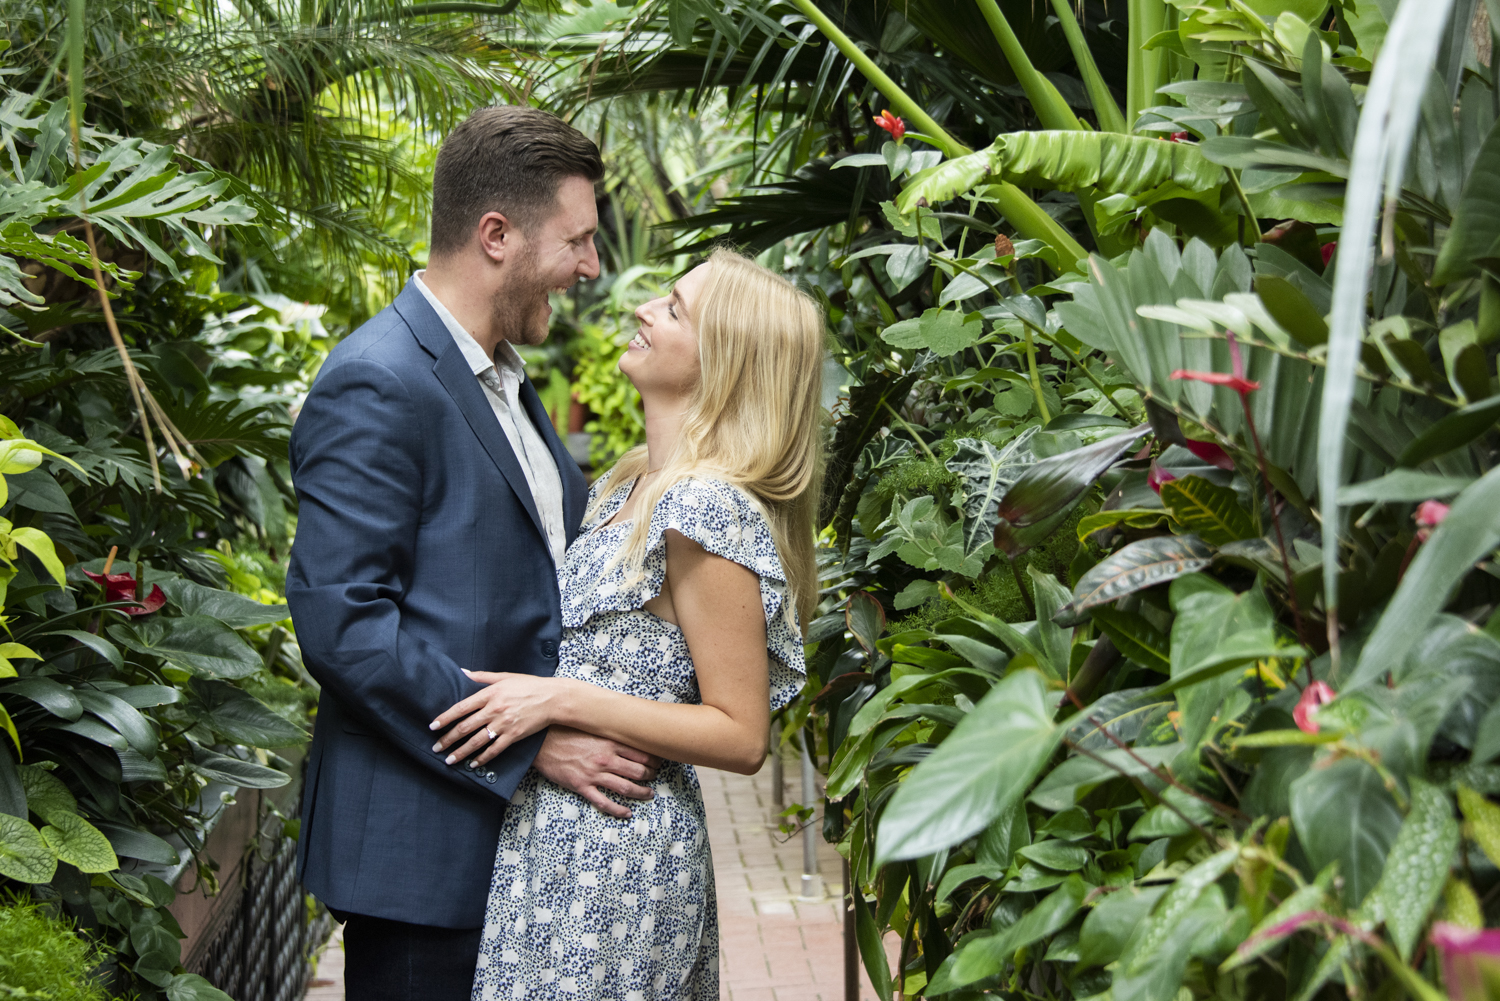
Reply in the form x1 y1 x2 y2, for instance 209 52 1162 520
428 248 825 1001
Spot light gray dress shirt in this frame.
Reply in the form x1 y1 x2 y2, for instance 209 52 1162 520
413 272 567 566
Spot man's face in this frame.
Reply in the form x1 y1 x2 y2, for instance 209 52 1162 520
495 175 600 347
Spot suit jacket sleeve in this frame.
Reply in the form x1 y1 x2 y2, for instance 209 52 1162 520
287 356 538 799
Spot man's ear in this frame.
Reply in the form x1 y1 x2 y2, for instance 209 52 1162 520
475 211 516 264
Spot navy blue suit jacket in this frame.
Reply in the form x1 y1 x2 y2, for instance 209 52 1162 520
287 280 588 928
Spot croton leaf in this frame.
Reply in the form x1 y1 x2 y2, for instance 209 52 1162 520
1053 534 1215 626
1159 474 1256 545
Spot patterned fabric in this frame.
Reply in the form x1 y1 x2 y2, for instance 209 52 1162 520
471 473 806 1001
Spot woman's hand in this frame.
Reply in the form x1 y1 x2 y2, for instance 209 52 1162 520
429 670 570 767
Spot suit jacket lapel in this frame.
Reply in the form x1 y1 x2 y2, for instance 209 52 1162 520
394 284 547 543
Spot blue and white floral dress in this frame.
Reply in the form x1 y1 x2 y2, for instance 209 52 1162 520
471 473 806 1001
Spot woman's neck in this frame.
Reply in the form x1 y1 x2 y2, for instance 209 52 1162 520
640 392 689 474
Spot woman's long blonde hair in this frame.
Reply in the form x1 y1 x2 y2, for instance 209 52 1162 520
587 248 825 630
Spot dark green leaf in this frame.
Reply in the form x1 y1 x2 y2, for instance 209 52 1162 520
1256 274 1328 347
1028 744 1182 812
190 747 290 789
1395 395 1500 467
109 616 261 679
96 822 179 864
1159 475 1255 545
0 677 82 720
185 680 305 748
845 592 885 656
1054 535 1215 626
931 875 1088 992
158 578 288 628
1291 758 1403 906
1089 606 1171 674
1077 885 1168 969
1016 840 1088 871
75 690 157 755
996 426 1151 544
43 630 123 671
1337 470 1474 505
853 887 892 1001
1433 115 1500 284
877 670 1061 864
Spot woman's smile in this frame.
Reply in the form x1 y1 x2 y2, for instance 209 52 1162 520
628 327 651 351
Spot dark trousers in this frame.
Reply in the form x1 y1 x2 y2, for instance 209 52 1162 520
336 911 483 1001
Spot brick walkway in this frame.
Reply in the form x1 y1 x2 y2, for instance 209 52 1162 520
307 756 879 1001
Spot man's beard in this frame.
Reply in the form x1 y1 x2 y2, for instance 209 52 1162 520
491 253 554 348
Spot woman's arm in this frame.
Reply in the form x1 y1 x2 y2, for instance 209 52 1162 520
430 529 773 775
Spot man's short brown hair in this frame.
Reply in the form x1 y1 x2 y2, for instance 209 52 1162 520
430 106 604 256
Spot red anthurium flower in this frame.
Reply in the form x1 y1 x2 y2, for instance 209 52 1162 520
1183 439 1235 470
1320 241 1337 268
1147 463 1177 494
1431 923 1500 1001
1167 131 1193 143
1293 680 1336 733
84 569 166 616
873 110 906 142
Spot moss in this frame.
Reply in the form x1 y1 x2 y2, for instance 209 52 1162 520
0 897 108 1001
895 506 1085 630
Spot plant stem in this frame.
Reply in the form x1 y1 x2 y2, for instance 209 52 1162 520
1237 390 1310 653
1008 556 1036 618
973 0 1082 132
1048 0 1127 133
882 400 939 464
1224 168 1262 244
1021 324 1051 423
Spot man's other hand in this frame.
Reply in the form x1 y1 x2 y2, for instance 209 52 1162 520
534 726 661 819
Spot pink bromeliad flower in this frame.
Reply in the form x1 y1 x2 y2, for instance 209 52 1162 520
1172 332 1260 398
1432 922 1500 1001
1293 681 1336 733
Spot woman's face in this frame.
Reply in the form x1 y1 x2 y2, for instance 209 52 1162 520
620 264 708 400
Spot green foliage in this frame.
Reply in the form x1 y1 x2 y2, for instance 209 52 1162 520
0 896 107 1001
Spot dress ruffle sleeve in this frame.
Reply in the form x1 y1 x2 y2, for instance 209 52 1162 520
556 476 806 712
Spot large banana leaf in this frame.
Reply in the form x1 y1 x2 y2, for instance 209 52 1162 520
898 131 1223 214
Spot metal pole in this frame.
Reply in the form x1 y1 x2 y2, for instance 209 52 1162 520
798 730 823 901
769 720 784 823
844 858 859 1001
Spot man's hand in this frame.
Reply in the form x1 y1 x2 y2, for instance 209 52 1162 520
534 726 661 819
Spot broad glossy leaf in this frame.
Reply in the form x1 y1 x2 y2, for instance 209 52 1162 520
75 690 157 755
1077 885 1167 969
1112 847 1240 1001
1028 744 1182 812
0 814 56 882
894 150 994 212
1089 605 1171 674
931 875 1087 991
164 974 235 1001
1366 778 1459 959
44 629 123 671
1337 469 1474 505
0 677 82 720
945 430 1038 552
113 685 182 709
1292 757 1403 906
996 426 1151 555
158 578 288 628
17 764 76 824
1348 465 1500 689
1075 508 1167 540
185 680 306 748
95 822 179 864
845 592 885 655
1016 840 1088 871
1054 534 1215 626
39 812 118 873
1395 395 1500 467
190 747 290 789
885 244 930 291
852 889 892 1001
980 131 1220 202
1027 567 1073 679
1159 475 1255 545
876 670 1061 863
109 616 261 679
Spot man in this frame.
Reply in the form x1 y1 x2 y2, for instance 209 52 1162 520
287 106 659 1001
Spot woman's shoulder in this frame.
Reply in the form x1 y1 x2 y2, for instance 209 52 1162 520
651 476 783 579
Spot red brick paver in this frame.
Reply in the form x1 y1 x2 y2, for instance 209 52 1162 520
306 757 882 1000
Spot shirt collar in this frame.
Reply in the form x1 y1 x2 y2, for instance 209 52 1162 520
412 271 526 383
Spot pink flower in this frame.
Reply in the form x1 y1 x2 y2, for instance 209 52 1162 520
1171 370 1261 396
1320 242 1337 268
1184 439 1235 470
1431 922 1500 1001
873 110 906 143
1147 463 1176 495
1293 680 1335 733
84 569 166 616
1415 500 1450 542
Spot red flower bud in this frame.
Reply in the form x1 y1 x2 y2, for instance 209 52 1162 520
1293 680 1336 733
1320 241 1337 268
1147 463 1177 494
873 110 906 142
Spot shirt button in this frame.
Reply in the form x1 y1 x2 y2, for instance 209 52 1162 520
541 639 558 659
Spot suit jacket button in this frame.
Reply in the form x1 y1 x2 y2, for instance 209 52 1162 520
484 771 496 783
541 639 558 659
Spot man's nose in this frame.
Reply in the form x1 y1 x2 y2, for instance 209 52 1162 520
579 239 601 280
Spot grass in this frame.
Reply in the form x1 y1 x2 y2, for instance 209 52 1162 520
0 897 108 1001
